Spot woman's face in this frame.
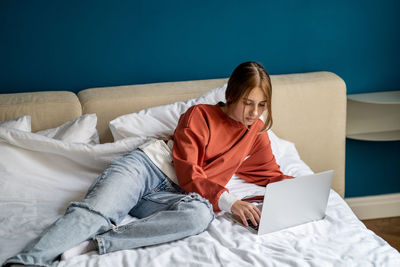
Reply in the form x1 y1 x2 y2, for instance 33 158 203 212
226 86 267 126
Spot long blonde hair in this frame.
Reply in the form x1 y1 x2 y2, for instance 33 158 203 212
225 61 272 132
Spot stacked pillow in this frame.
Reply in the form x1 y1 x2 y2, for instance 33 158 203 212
108 83 312 178
1 83 311 178
1 84 312 191
0 114 99 145
109 83 227 141
0 115 31 132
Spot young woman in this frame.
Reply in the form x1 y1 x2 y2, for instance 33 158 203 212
4 61 291 267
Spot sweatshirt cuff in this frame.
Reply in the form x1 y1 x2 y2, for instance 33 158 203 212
218 191 239 213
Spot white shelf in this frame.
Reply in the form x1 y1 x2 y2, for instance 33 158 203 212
347 91 400 104
346 91 400 141
347 130 400 141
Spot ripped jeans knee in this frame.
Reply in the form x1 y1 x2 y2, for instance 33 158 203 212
172 193 215 233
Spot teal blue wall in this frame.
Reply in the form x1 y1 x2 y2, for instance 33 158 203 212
1 1 399 197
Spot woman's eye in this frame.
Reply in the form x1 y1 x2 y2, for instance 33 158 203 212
259 103 266 107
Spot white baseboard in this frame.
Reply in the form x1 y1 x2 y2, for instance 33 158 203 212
345 193 400 220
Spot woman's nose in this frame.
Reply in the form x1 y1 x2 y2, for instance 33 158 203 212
250 106 258 116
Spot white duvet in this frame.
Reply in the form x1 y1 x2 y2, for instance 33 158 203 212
0 128 399 267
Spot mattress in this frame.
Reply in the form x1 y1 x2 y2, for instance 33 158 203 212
0 127 399 267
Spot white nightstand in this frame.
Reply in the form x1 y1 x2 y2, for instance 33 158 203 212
346 90 400 141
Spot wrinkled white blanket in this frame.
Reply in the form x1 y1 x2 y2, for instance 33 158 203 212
1 128 399 267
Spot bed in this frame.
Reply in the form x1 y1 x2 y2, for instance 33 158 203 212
1 71 399 266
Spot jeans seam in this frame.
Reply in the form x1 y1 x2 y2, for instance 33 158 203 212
140 179 166 201
86 167 111 194
95 236 106 254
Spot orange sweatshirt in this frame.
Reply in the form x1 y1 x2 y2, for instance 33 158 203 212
172 104 293 212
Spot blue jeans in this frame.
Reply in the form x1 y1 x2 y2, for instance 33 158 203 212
3 150 214 267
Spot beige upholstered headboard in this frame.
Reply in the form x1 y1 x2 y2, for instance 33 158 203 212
0 91 81 132
0 71 346 197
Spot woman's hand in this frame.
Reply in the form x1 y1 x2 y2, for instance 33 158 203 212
231 200 261 227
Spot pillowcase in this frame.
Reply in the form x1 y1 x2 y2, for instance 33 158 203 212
0 115 32 132
36 114 100 144
267 130 313 177
226 130 313 199
109 83 227 141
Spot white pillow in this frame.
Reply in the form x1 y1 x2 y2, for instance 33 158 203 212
226 130 314 199
0 115 31 132
109 83 227 141
109 83 312 177
267 130 313 177
36 114 100 144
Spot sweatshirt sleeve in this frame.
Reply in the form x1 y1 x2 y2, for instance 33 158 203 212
172 106 228 212
236 131 293 185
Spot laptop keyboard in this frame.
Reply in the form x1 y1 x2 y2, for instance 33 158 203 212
247 219 259 231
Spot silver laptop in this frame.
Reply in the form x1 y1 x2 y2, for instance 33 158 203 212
232 170 334 235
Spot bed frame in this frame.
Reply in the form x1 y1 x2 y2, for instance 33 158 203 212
0 71 346 197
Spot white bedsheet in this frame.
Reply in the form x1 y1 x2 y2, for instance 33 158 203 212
1 128 399 266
